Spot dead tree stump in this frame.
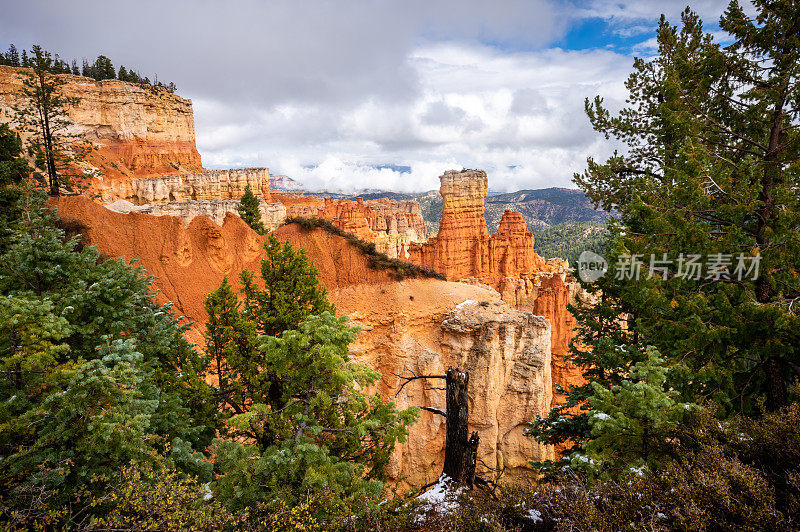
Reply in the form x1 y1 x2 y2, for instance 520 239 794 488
395 366 480 488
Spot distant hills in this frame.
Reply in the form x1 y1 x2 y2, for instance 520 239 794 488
483 188 611 232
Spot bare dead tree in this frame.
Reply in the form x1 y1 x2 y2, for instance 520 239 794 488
393 366 480 488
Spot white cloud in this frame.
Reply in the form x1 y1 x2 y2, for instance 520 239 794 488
196 42 632 192
0 0 747 193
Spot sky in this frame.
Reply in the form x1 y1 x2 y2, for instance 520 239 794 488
0 0 746 192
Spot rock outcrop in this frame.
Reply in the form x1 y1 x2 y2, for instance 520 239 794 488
274 194 427 259
0 65 203 200
335 286 554 490
107 197 287 232
407 170 584 410
51 196 554 489
130 168 272 204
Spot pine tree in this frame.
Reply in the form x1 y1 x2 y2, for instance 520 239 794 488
117 65 128 82
528 230 644 460
20 49 28 68
236 184 265 234
240 234 334 336
207 304 417 519
7 44 20 67
0 124 32 250
0 202 216 525
92 55 115 81
12 46 82 196
574 2 800 413
575 347 698 479
203 238 417 521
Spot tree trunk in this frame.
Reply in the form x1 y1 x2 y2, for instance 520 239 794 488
754 90 787 410
442 367 479 487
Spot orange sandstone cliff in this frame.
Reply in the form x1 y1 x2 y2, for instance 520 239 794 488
51 196 554 489
0 65 203 199
407 169 584 409
274 194 427 259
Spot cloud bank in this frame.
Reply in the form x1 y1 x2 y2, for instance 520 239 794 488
0 0 741 192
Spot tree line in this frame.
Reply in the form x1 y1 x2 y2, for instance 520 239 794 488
0 43 177 93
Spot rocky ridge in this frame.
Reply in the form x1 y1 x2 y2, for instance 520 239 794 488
275 193 427 259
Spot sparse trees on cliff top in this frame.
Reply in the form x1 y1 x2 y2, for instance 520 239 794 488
1 44 178 92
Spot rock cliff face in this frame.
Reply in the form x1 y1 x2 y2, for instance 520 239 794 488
51 196 554 489
107 197 287 232
0 65 203 199
130 168 272 204
335 285 553 490
407 170 583 410
275 194 427 259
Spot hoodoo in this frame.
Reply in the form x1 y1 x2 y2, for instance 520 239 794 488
407 169 585 409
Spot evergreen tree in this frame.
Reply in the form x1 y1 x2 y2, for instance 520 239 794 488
0 123 32 251
575 347 698 479
0 123 30 189
575 2 800 413
92 54 115 81
236 184 265 234
7 44 20 67
20 49 28 68
12 45 83 196
204 239 417 521
70 59 79 75
0 201 215 526
240 234 334 337
528 231 644 459
81 58 89 77
206 294 417 520
117 64 128 82
530 0 800 482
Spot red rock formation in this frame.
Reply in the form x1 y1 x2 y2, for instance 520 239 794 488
0 65 204 200
273 193 427 258
50 196 554 488
407 169 584 412
409 169 491 279
408 169 556 284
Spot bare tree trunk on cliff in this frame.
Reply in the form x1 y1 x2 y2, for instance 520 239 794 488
442 368 479 486
395 366 480 488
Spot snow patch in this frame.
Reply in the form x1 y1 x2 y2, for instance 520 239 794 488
454 299 478 311
415 475 464 522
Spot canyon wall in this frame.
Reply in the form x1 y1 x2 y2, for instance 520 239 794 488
275 194 427 259
0 65 203 199
130 168 272 204
51 196 553 489
407 170 584 409
107 197 287 232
